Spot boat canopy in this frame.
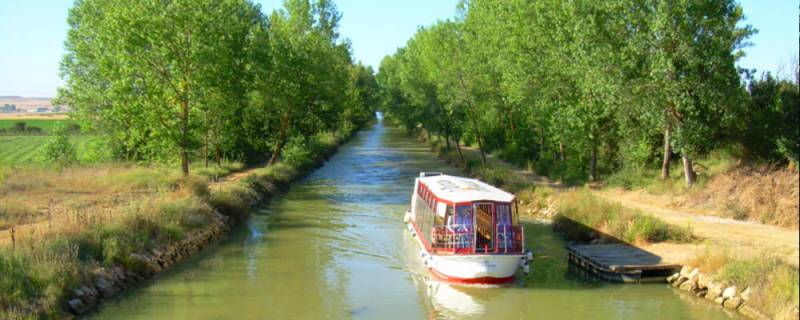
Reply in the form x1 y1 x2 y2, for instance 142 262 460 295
418 174 515 204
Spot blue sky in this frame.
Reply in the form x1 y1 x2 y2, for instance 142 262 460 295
0 0 796 97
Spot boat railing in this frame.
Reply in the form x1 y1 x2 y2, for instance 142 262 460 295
431 224 524 254
494 225 524 254
431 225 475 254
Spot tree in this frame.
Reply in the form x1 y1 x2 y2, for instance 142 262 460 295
58 0 264 176
646 0 753 185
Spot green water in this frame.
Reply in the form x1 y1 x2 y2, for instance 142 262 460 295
87 122 739 319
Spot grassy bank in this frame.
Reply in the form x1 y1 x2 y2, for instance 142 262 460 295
687 247 799 319
550 190 693 244
0 127 354 318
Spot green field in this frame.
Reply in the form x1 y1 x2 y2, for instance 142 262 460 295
0 135 94 165
0 119 76 132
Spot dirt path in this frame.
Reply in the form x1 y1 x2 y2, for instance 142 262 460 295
595 189 799 266
446 139 799 266
209 163 265 188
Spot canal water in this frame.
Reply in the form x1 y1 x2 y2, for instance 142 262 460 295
87 121 738 319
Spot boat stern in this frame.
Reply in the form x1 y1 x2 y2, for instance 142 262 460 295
427 254 526 285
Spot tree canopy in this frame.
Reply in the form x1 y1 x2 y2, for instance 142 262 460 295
57 0 377 176
378 0 795 186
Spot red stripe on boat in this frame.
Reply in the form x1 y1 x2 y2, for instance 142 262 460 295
429 267 515 285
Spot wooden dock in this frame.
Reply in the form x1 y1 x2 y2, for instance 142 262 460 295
566 243 680 283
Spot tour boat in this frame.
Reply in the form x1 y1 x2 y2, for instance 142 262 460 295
405 172 532 285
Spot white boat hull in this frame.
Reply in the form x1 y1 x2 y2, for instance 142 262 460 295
407 219 525 284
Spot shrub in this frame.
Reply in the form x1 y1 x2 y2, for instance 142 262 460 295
79 136 113 164
282 136 311 167
40 125 77 166
184 176 210 200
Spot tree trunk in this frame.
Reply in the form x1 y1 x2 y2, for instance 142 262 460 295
559 141 566 162
215 145 222 166
444 128 451 152
682 154 696 186
180 99 190 177
661 125 671 179
455 136 464 161
204 130 209 168
589 144 598 182
476 134 487 166
270 110 291 165
455 73 486 166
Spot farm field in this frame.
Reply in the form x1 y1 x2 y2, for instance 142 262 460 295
0 118 76 132
0 135 94 165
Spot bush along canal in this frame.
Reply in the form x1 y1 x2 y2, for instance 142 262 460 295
82 121 740 319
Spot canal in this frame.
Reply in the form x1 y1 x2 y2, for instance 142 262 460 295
87 121 738 319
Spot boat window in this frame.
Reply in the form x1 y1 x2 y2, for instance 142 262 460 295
434 201 446 226
445 205 454 226
454 205 473 228
496 203 511 226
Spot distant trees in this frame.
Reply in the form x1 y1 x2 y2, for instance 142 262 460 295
57 0 377 176
378 0 792 186
739 71 800 163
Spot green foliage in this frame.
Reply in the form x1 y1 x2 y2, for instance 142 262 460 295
281 137 312 167
376 0 786 186
39 124 77 166
57 0 377 175
739 72 800 164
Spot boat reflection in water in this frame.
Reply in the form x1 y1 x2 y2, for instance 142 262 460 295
425 279 486 317
410 271 529 319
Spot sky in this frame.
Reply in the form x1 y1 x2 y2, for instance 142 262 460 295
0 0 796 97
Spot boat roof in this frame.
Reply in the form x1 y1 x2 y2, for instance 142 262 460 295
418 174 515 203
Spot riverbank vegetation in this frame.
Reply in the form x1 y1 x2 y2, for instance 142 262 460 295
552 190 693 244
376 0 798 217
0 129 348 318
687 247 799 318
1 0 377 317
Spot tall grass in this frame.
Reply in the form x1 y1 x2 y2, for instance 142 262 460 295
688 247 799 319
552 190 693 244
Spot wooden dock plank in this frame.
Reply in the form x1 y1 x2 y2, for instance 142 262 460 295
566 243 680 283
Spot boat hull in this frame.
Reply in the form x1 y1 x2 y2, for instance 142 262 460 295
407 220 524 285
427 254 524 284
